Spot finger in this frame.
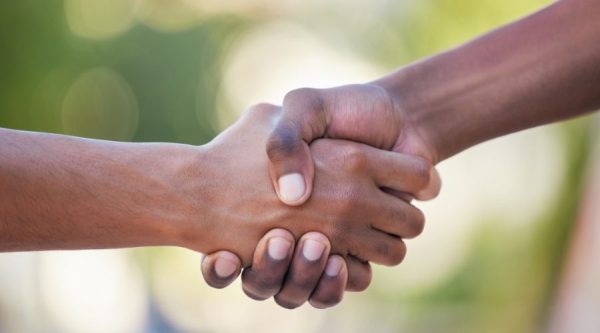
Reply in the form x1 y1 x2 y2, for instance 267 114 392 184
201 251 242 289
371 193 426 239
353 229 408 266
417 167 442 201
241 103 281 124
241 229 295 300
273 232 331 309
381 187 414 202
345 256 372 292
267 88 327 206
308 255 348 309
362 146 440 200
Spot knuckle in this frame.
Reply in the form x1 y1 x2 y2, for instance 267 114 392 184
290 271 320 291
283 87 325 130
327 217 351 248
242 273 281 297
283 87 319 105
252 275 283 294
334 189 366 226
338 192 361 215
391 205 426 239
341 145 367 173
246 103 278 118
266 127 301 162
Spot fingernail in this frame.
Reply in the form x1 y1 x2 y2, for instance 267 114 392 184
278 173 305 204
302 239 325 261
268 237 291 261
214 257 237 278
325 258 343 277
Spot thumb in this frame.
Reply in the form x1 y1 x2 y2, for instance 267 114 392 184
266 124 314 206
201 251 242 289
266 88 328 206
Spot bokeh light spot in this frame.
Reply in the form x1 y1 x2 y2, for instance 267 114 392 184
135 0 200 32
215 21 383 129
62 67 139 141
65 0 136 40
39 250 147 333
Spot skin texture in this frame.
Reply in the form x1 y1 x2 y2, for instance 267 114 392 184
203 0 600 308
192 104 432 266
0 129 192 251
0 105 433 287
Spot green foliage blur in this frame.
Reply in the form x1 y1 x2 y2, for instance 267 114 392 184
0 0 248 144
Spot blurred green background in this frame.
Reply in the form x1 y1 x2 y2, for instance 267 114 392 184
1 0 598 332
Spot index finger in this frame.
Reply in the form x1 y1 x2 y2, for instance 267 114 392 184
364 147 441 200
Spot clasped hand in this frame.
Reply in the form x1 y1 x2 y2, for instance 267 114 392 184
198 84 440 309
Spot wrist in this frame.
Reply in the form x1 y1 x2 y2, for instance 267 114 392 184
371 67 445 164
176 139 264 264
120 142 213 251
372 46 489 164
166 141 254 257
370 1 587 163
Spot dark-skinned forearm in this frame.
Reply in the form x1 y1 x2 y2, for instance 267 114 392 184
0 128 204 251
376 0 600 163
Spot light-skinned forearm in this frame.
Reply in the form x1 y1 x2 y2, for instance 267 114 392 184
0 128 204 251
375 0 600 163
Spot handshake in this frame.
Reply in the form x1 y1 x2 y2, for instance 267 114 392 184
194 84 441 309
0 82 443 310
3 0 598 312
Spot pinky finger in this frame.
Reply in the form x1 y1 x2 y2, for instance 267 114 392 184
345 256 372 292
201 251 242 289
